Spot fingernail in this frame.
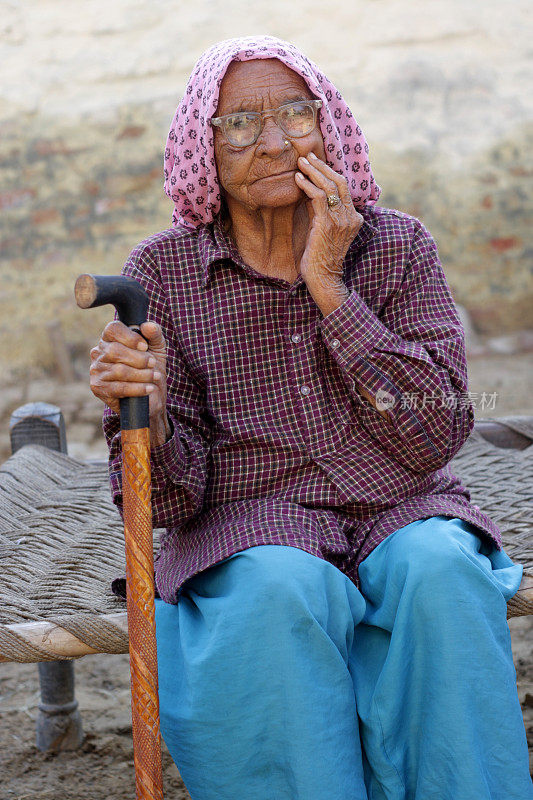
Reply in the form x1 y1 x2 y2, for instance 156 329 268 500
148 357 156 367
295 172 304 179
309 152 318 160
153 371 162 381
137 341 148 351
300 157 309 165
145 384 155 393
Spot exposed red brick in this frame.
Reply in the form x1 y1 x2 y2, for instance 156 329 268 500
0 235 22 253
0 188 36 211
83 181 100 196
93 222 122 237
31 208 61 225
479 174 497 185
470 301 533 335
35 140 87 157
106 166 160 196
69 227 87 242
8 258 33 272
469 305 500 335
117 125 146 140
489 237 521 253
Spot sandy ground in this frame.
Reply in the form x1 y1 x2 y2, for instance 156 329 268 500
0 622 531 799
0 654 190 800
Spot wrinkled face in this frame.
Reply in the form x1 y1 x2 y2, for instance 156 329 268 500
213 58 326 212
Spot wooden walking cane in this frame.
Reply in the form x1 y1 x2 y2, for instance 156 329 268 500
75 274 164 800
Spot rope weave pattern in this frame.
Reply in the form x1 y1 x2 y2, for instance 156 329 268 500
0 417 531 662
452 423 533 571
0 447 129 660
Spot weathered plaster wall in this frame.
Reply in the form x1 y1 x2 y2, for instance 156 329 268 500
1 0 531 374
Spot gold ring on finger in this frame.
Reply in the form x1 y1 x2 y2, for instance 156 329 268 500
327 193 341 208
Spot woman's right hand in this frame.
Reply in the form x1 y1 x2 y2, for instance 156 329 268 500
90 320 171 446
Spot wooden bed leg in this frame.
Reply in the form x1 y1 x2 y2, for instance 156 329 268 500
36 660 83 751
10 402 84 752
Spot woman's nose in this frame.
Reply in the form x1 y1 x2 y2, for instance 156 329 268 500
255 116 288 157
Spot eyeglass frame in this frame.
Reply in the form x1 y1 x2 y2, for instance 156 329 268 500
209 99 323 147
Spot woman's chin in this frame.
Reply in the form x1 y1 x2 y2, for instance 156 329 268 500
248 180 303 209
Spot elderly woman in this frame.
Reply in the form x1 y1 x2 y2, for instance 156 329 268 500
90 36 531 800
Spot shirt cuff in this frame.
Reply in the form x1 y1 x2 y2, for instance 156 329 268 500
319 289 400 368
149 413 187 492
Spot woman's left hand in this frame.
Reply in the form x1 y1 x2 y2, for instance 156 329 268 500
295 153 364 310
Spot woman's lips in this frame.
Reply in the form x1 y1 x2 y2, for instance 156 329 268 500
252 169 296 182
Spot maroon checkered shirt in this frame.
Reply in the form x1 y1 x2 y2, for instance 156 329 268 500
104 205 501 604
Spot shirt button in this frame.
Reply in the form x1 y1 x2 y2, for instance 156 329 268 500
331 338 340 349
291 333 302 343
300 384 311 396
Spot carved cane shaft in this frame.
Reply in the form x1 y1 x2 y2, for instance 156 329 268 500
122 427 163 800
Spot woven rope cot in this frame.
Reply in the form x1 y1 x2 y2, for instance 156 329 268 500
0 418 532 663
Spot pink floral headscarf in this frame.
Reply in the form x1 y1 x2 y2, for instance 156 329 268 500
164 35 381 229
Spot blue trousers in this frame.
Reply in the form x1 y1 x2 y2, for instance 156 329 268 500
154 517 532 799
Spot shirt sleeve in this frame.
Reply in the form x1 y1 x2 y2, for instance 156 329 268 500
102 245 211 528
318 219 473 473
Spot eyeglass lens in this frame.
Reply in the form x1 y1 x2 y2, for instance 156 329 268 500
223 102 317 147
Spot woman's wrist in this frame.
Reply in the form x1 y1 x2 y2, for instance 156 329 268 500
309 279 350 318
150 412 172 449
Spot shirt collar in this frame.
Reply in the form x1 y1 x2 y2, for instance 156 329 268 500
198 210 378 289
198 216 243 288
353 207 379 252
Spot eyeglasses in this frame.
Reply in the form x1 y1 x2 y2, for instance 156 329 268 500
209 99 323 148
